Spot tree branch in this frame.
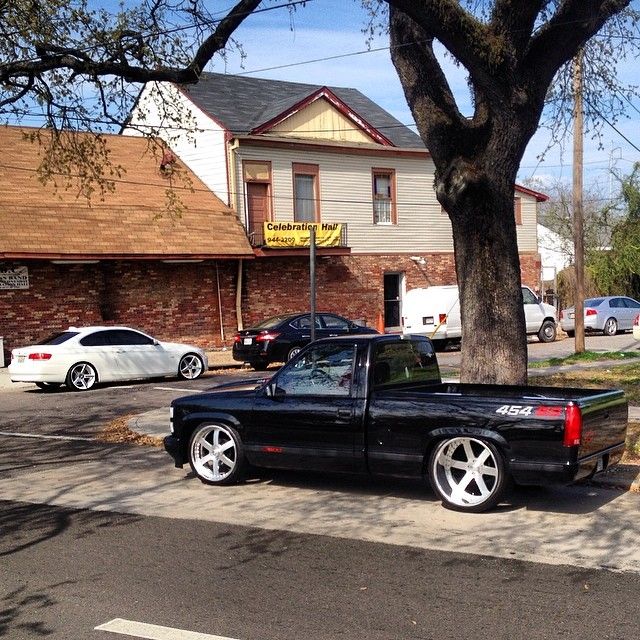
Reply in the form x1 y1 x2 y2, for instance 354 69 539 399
526 0 632 85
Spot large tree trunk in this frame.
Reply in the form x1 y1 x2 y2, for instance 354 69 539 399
447 175 528 384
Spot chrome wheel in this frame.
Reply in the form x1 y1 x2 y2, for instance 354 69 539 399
179 353 204 380
189 424 244 485
428 437 506 512
66 363 97 391
603 318 617 336
287 346 302 361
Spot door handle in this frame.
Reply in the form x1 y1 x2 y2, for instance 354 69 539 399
336 409 352 419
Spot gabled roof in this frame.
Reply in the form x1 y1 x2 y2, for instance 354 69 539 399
181 72 425 149
0 126 254 260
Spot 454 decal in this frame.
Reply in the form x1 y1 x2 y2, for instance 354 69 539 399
495 405 534 417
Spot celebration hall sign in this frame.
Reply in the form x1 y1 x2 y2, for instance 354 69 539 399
263 222 342 248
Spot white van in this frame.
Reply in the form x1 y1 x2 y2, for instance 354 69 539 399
402 285 557 346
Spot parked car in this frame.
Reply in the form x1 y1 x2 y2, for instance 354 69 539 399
634 314 640 340
165 334 628 513
232 312 378 370
402 285 558 346
8 326 207 391
560 296 640 337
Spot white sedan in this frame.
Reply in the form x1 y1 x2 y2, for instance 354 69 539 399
8 326 208 391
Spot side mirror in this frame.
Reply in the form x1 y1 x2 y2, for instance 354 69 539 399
264 382 285 399
153 339 160 346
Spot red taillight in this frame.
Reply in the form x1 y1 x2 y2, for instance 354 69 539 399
438 314 447 325
634 314 640 327
256 331 280 342
586 308 597 316
28 352 52 360
563 403 582 447
559 310 564 320
233 334 242 344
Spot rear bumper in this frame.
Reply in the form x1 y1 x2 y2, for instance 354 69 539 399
510 443 625 486
163 435 185 468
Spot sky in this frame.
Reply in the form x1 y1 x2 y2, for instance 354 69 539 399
207 0 640 196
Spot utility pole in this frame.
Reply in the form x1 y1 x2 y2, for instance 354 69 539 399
572 49 585 353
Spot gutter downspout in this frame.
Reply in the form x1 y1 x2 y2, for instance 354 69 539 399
236 259 244 331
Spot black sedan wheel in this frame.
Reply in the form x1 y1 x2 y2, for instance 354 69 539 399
428 437 508 513
66 362 97 391
188 423 245 485
178 353 205 380
287 346 302 361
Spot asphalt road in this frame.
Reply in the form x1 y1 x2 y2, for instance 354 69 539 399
3 495 640 640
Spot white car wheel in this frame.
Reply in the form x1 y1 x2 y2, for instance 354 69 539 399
66 362 97 391
178 353 205 380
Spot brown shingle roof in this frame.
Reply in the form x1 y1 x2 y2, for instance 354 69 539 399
0 126 253 260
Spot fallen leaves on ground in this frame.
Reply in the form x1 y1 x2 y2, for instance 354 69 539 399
99 415 163 447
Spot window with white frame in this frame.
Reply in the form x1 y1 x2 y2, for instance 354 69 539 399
372 169 396 224
293 163 319 222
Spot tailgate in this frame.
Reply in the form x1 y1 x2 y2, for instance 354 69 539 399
577 390 628 459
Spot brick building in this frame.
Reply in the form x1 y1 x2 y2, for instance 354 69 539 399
0 126 253 360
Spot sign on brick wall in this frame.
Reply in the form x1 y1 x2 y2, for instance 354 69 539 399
263 222 342 248
0 266 29 290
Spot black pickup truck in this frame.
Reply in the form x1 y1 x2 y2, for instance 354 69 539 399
164 334 628 512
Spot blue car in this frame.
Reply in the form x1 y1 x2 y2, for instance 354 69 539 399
560 296 640 337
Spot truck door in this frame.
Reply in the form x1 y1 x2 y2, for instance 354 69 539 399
247 341 365 473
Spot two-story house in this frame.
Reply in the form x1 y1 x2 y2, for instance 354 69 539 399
126 72 547 331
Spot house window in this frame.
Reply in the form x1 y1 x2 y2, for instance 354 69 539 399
514 197 522 225
373 169 396 224
293 163 319 222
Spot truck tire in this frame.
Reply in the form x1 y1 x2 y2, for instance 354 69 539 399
537 320 557 343
188 423 246 485
428 437 508 513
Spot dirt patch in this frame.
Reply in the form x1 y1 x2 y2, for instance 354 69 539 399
99 415 164 447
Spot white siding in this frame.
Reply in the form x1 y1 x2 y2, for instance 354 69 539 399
234 145 539 253
123 82 230 204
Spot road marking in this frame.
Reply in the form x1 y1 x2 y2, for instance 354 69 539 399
95 618 239 640
0 430 94 442
153 386 203 393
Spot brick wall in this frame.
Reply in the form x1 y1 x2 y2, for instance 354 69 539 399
1 252 541 361
240 252 542 329
0 260 237 357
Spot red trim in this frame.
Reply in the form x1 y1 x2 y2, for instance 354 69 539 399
515 183 549 202
251 87 395 147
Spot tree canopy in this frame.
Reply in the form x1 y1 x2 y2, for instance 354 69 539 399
2 0 639 383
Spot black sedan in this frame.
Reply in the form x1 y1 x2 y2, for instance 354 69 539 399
232 312 378 370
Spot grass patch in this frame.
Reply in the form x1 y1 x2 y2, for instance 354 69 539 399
99 415 164 447
533 362 640 404
530 350 640 368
